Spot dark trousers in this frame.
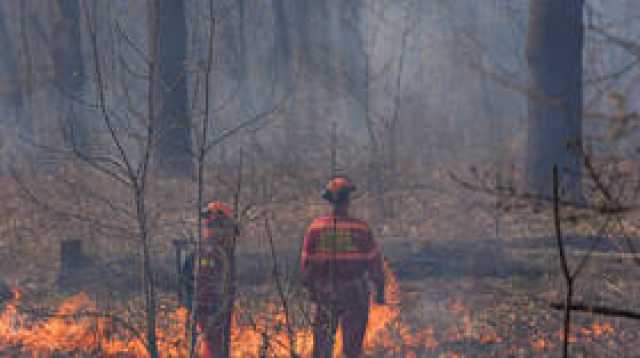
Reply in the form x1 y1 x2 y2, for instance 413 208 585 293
196 265 234 358
312 283 370 358
196 289 234 358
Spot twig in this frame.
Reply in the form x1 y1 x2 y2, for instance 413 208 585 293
203 96 287 153
553 165 573 358
449 171 637 215
265 217 298 358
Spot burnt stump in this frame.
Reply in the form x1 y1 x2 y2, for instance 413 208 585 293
57 239 92 289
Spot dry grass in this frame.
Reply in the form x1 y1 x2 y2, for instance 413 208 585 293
3 159 640 356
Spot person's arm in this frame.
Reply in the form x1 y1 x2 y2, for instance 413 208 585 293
300 226 315 289
365 229 385 304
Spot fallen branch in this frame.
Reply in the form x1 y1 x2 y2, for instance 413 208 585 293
551 302 640 320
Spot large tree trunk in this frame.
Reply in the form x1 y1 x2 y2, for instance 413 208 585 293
0 3 27 170
151 0 193 176
286 0 312 167
0 4 21 114
526 0 584 199
272 0 299 169
340 0 366 132
16 1 36 165
237 0 253 113
53 0 89 155
272 0 292 96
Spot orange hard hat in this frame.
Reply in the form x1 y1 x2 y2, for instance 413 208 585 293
322 176 356 203
201 201 234 219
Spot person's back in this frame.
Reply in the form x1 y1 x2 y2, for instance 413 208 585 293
300 177 385 358
302 214 382 301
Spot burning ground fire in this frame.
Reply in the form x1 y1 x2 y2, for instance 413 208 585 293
0 264 619 357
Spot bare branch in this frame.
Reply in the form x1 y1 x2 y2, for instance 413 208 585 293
82 1 137 183
203 96 287 153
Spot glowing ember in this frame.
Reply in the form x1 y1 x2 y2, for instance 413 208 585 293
586 321 614 337
554 330 577 343
531 337 555 351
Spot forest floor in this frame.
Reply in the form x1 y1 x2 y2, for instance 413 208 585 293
383 234 640 357
2 168 640 356
3 233 639 357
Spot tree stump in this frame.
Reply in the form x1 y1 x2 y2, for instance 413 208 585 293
58 239 91 288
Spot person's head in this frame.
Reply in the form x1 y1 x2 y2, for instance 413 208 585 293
201 201 238 234
322 176 356 214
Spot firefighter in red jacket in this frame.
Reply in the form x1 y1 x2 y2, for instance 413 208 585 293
196 201 238 358
301 177 385 358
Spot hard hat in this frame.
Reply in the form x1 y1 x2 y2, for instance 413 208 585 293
322 176 356 203
201 201 234 219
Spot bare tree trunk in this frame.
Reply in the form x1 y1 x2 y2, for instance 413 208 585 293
367 135 386 224
361 37 385 223
142 3 161 355
53 0 89 154
355 4 385 224
340 0 366 132
385 4 411 218
136 187 158 358
237 0 254 115
272 0 292 96
226 151 243 357
17 1 35 163
366 112 385 223
553 166 574 358
86 1 160 353
189 3 215 356
526 0 584 199
287 0 311 167
272 0 298 170
0 3 21 113
0 2 27 170
0 4 18 104
151 0 193 176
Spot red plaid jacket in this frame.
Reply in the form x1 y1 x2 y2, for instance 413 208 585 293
301 214 384 293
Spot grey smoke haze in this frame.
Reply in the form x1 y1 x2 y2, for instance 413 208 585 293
0 0 637 174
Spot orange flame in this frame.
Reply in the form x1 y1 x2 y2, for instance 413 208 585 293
230 261 416 357
0 292 187 356
0 262 557 357
1 264 622 357
0 263 427 357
